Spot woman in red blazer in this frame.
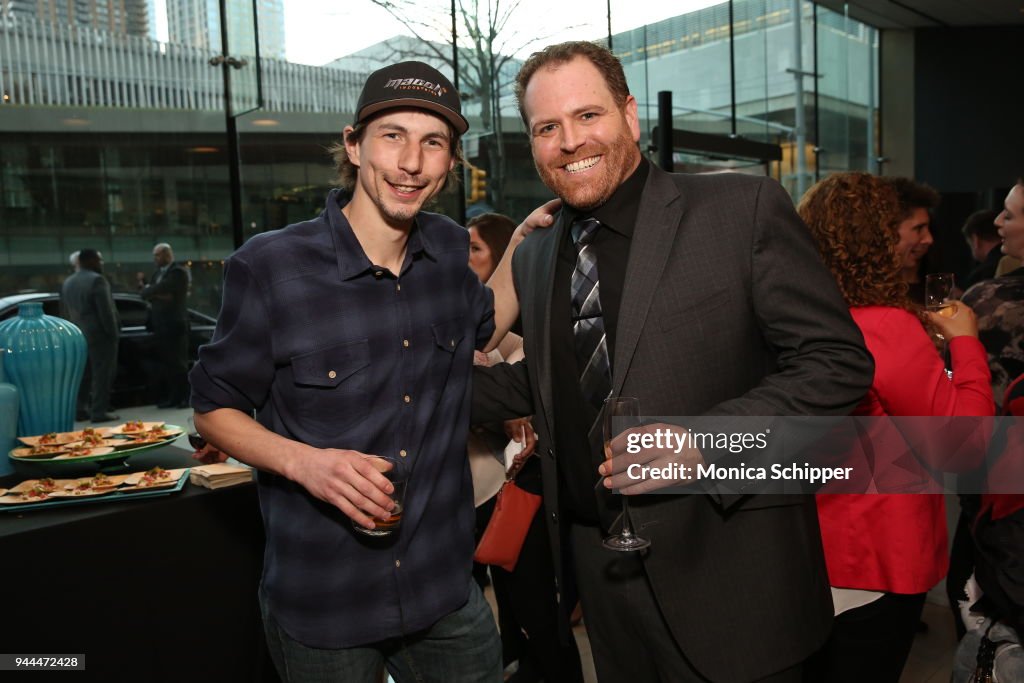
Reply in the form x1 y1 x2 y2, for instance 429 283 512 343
797 172 995 683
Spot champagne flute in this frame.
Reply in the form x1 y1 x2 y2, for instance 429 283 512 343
602 396 651 552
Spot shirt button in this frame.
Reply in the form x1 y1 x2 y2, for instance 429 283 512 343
395 560 401 568
550 512 558 525
403 394 411 404
399 449 407 457
402 339 409 348
449 339 455 348
396 283 401 292
374 270 383 279
328 370 337 379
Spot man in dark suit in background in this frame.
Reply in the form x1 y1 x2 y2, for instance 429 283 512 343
138 242 190 408
473 42 874 683
61 248 120 423
962 208 1005 289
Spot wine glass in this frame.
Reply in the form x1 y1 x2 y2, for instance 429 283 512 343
925 272 956 313
602 396 651 552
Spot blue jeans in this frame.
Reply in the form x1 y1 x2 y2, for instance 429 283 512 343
261 581 501 683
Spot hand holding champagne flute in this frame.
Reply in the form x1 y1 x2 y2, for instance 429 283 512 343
601 397 651 552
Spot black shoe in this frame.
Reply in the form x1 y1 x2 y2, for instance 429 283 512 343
156 401 175 409
175 401 191 409
76 410 89 421
91 413 120 423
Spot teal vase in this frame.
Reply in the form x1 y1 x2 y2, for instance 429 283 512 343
0 353 18 476
0 302 87 437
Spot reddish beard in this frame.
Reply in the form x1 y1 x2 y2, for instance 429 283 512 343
534 132 639 211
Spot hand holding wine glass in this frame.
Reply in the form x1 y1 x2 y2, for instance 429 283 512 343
925 300 979 339
600 397 650 552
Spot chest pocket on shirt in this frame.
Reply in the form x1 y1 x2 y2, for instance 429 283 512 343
290 339 370 437
430 318 466 387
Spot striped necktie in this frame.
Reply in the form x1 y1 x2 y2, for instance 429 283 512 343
570 217 612 412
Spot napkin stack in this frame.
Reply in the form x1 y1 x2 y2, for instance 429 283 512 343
189 463 253 489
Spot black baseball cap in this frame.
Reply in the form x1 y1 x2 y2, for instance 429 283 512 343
355 61 468 135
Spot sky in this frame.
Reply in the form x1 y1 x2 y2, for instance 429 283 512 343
282 0 726 65
150 0 726 66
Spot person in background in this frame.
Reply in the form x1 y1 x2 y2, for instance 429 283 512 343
963 177 1024 412
797 172 994 683
67 249 86 419
138 243 191 408
60 248 120 423
468 211 584 683
962 209 1005 289
469 213 522 362
886 177 941 304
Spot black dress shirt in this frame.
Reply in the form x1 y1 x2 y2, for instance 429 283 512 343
550 160 649 524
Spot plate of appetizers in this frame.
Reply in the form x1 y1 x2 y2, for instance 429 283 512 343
9 425 184 467
0 469 189 510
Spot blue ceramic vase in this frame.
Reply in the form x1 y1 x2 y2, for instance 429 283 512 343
0 302 86 437
0 354 18 476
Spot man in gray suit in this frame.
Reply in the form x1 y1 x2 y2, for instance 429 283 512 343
61 248 119 423
473 42 874 682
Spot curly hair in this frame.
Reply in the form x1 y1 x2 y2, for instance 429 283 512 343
797 172 914 310
884 176 940 220
514 41 630 124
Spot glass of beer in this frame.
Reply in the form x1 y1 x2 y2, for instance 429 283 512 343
352 455 408 538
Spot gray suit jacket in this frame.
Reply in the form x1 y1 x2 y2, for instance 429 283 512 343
60 270 119 341
473 167 874 681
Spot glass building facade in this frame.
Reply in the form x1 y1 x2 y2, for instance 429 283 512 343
0 0 878 317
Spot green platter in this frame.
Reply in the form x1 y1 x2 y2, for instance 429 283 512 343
8 426 185 470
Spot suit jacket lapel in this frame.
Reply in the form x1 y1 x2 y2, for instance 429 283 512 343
526 213 567 440
611 167 686 397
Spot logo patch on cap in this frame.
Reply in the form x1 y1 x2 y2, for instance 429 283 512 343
383 77 447 98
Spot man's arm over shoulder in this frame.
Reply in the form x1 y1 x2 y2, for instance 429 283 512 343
713 177 873 416
472 359 534 424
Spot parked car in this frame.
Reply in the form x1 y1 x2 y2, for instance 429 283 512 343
0 292 216 408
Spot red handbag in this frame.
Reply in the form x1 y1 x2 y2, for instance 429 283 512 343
473 475 542 572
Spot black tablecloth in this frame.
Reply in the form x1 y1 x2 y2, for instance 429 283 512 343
0 445 278 682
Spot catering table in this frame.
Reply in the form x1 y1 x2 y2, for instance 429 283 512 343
0 445 278 682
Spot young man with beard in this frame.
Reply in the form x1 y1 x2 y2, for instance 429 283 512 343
189 62 503 682
472 42 874 683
